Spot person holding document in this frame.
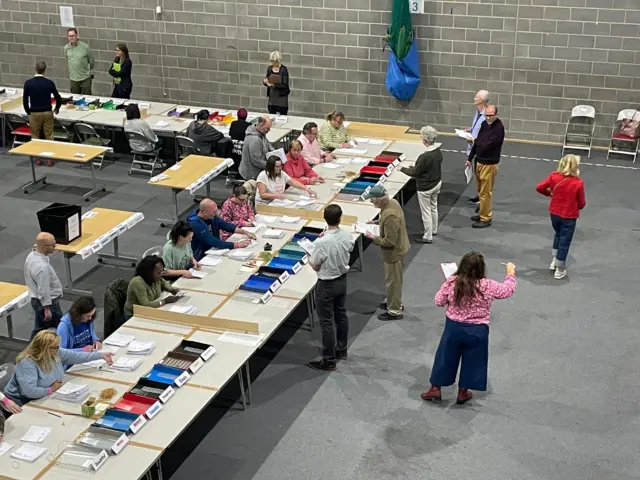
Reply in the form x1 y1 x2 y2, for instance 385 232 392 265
283 139 325 185
56 296 101 352
465 90 489 205
4 330 114 406
308 204 354 371
256 156 316 204
108 43 133 99
264 51 290 115
422 252 516 405
162 221 201 279
535 154 586 280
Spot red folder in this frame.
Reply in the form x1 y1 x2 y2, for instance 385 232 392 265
360 166 388 175
373 155 396 164
113 393 156 416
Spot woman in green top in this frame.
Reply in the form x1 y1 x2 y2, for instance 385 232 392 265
318 111 353 151
162 221 201 279
124 256 180 319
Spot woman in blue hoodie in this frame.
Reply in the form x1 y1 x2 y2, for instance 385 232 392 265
57 296 101 352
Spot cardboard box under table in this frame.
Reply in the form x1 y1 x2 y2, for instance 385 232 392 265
0 282 28 340
54 208 142 296
9 139 109 200
148 155 233 227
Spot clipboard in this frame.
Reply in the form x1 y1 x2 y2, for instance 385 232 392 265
267 74 282 84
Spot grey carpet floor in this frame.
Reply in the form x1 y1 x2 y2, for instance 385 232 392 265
0 139 639 479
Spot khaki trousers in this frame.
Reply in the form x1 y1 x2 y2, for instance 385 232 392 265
29 111 54 140
417 181 442 240
383 258 404 316
475 163 498 222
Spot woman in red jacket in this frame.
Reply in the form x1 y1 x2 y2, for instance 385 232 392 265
283 140 325 185
536 154 586 280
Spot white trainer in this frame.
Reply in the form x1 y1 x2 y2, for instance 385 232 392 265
554 267 567 280
549 258 556 270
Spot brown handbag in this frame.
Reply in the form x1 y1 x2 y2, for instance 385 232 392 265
620 108 640 138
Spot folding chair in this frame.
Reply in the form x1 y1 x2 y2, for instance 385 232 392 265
608 109 640 163
562 105 596 158
74 123 113 170
175 135 201 160
6 113 31 148
126 131 165 177
227 139 244 186
53 118 73 142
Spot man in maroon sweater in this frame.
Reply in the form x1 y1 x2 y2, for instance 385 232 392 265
467 105 505 228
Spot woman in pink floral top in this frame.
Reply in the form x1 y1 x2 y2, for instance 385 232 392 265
220 184 255 240
422 252 516 406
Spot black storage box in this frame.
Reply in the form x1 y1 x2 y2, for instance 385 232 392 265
36 203 82 245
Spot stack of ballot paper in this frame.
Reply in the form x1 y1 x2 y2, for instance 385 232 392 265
149 173 169 183
263 229 284 239
199 256 223 267
55 383 90 403
255 214 278 224
206 248 229 256
127 341 155 355
281 216 301 223
354 223 380 236
0 442 13 457
10 444 47 463
335 158 353 165
455 128 474 140
229 249 256 261
297 238 316 255
21 426 51 443
188 268 208 278
370 139 385 145
351 157 369 164
270 199 295 207
169 305 198 315
322 162 341 169
242 225 263 235
110 356 143 372
104 333 135 347
67 346 118 372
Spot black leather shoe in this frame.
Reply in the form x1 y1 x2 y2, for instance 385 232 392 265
308 359 337 371
336 350 347 360
472 220 492 229
378 312 403 321
475 206 479 213
379 302 405 311
468 196 479 204
471 215 481 222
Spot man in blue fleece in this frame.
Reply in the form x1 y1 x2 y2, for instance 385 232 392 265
187 198 257 261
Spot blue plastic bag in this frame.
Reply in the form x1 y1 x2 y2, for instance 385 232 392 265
385 38 420 101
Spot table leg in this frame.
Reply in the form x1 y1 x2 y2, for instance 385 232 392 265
157 459 164 480
306 294 315 329
1 115 6 150
62 252 92 296
399 189 405 206
6 313 14 340
238 370 247 410
97 237 138 268
245 362 252 405
158 188 179 228
206 181 211 198
21 156 47 194
355 235 364 272
82 161 105 202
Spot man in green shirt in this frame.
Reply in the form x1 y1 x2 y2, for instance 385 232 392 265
63 28 95 95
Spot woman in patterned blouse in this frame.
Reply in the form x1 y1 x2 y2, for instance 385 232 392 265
220 184 255 240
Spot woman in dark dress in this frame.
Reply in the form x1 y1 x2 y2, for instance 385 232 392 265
109 43 133 99
263 51 290 115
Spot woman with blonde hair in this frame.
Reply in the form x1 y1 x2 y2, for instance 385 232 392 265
263 51 290 115
422 252 517 405
536 154 586 279
3 330 113 405
318 111 353 151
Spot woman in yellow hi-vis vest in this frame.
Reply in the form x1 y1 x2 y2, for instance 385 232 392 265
108 43 133 99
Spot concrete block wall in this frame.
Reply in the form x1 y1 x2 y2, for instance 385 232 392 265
1 0 639 145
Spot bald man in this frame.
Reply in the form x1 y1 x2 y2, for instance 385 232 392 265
24 232 63 338
239 115 273 180
187 198 257 261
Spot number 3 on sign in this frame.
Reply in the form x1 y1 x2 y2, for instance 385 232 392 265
409 0 423 13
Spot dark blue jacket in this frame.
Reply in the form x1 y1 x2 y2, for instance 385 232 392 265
23 76 62 114
187 209 237 260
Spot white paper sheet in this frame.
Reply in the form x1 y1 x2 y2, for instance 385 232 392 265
455 128 474 140
255 215 278 224
369 139 385 145
335 158 352 165
21 426 51 443
441 262 458 279
464 164 473 184
0 443 13 457
199 257 223 267
218 331 265 347
206 248 229 256
104 333 135 347
266 148 287 164
351 157 369 164
280 216 301 223
189 269 208 278
354 223 380 236
335 148 367 155
270 199 295 207
154 121 169 128
10 444 47 462
321 162 342 169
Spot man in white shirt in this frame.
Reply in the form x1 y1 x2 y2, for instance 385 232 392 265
308 204 354 371
467 90 489 205
24 232 63 338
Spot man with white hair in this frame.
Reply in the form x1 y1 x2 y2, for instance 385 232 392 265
467 90 489 205
400 126 443 244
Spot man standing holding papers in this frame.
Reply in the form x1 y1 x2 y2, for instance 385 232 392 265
467 105 504 229
308 205 354 371
363 186 410 321
465 90 489 205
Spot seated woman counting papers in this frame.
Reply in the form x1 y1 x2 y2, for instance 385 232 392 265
256 156 316 205
4 330 114 406
186 109 224 155
124 103 158 153
124 255 181 319
283 139 325 185
56 296 101 352
220 184 256 240
318 111 352 151
187 198 257 261
163 221 202 279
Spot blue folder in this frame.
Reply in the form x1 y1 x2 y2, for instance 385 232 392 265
239 275 275 294
267 257 300 273
93 408 139 432
144 364 183 385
